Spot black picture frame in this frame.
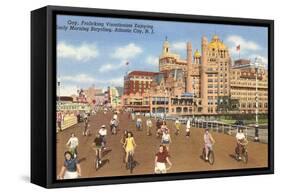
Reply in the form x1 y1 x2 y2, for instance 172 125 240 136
31 5 274 188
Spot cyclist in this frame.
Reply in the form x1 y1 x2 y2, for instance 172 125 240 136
123 131 137 165
66 133 79 158
103 107 107 114
131 112 135 121
157 120 166 137
58 151 81 179
186 119 191 138
146 117 153 136
120 130 128 163
161 129 172 151
203 128 215 161
136 117 142 130
175 118 181 135
93 133 103 164
110 118 118 134
83 117 90 136
156 119 162 137
236 128 248 160
113 112 118 120
98 125 107 149
154 145 172 174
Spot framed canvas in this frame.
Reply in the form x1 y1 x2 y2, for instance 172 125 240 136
31 5 274 188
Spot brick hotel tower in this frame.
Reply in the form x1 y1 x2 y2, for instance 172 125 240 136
123 35 267 115
159 35 232 114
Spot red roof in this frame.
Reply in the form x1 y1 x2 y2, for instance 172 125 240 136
128 71 156 77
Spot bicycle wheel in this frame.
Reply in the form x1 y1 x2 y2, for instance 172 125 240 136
242 150 248 164
202 148 206 160
95 150 100 170
208 151 215 165
95 158 99 170
128 154 133 173
235 147 239 161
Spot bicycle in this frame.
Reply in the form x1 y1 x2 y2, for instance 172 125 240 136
154 164 171 174
202 145 215 165
95 148 102 171
136 122 142 131
235 141 248 164
111 125 117 135
127 151 134 174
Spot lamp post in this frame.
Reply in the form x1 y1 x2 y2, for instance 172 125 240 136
192 78 195 120
57 78 61 111
164 89 168 120
254 58 260 142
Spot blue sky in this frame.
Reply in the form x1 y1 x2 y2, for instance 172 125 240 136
56 15 268 96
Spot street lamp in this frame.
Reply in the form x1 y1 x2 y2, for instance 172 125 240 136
192 78 195 120
57 78 61 111
254 58 261 142
164 89 168 120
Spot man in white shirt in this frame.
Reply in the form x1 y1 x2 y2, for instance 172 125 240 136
99 125 107 148
66 133 79 158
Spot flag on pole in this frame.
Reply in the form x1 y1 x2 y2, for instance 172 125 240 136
125 61 129 66
236 45 241 59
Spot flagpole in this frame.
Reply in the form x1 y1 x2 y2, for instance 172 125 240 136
239 49 240 59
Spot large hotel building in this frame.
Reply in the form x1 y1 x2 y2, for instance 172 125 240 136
122 35 268 116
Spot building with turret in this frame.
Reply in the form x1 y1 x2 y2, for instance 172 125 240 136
122 35 268 116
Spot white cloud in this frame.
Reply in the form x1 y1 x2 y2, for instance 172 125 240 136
145 55 159 66
99 63 123 73
249 54 268 66
57 85 78 96
112 43 142 60
60 74 95 83
171 41 186 51
226 35 261 54
60 74 124 90
98 60 131 73
107 77 124 86
57 42 99 61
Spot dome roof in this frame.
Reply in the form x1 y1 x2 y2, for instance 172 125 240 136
194 49 201 58
208 35 227 50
